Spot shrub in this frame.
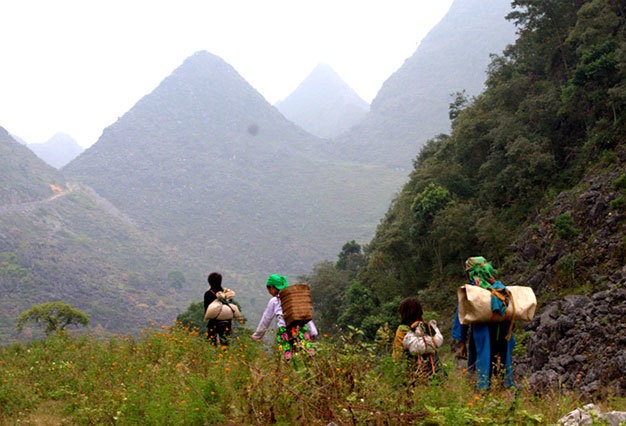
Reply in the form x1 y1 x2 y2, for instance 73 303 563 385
554 214 580 240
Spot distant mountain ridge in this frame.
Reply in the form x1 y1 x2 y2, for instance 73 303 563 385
329 0 517 168
64 51 403 284
0 128 66 205
275 63 368 139
27 133 84 169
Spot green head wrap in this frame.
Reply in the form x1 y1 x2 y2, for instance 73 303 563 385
465 256 497 288
266 274 288 291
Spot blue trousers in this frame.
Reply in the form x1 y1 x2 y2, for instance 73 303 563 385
468 323 515 390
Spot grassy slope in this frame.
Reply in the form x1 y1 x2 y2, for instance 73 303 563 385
1 326 623 425
0 183 195 342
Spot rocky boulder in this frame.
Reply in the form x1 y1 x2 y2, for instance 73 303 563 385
505 155 626 397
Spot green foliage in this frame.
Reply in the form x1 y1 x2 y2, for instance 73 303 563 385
337 281 378 335
612 174 626 190
16 302 90 335
411 183 454 228
449 90 472 121
610 195 625 211
554 214 581 240
0 251 30 284
167 270 186 290
176 301 205 332
301 261 351 334
610 174 626 210
335 240 365 275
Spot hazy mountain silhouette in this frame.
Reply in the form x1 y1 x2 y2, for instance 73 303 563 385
28 133 84 169
64 51 403 282
0 128 191 340
275 63 369 139
329 0 517 169
0 127 66 205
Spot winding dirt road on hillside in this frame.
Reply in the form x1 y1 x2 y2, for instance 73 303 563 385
0 182 135 225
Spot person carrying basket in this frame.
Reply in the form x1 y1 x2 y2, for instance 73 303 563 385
250 274 318 361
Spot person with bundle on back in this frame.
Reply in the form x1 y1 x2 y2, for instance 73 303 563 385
250 274 318 361
392 297 444 382
452 257 516 390
203 272 240 346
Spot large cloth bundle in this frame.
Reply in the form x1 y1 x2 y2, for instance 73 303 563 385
279 283 313 326
204 289 241 321
457 285 537 325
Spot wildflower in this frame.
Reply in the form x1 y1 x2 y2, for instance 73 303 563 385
467 402 473 407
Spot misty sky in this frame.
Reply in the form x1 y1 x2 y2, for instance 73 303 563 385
1 0 453 148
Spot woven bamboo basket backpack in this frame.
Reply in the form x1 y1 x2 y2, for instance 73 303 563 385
279 283 313 326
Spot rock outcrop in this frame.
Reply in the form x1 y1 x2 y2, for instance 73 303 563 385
506 151 626 397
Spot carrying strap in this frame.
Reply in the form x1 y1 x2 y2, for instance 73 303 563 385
488 288 516 340
210 290 236 318
410 321 438 375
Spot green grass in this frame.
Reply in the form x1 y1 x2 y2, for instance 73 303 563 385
0 324 619 425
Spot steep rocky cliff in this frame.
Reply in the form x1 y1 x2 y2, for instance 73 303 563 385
506 148 626 397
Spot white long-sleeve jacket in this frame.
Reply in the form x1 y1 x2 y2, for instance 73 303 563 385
251 296 318 340
402 320 443 355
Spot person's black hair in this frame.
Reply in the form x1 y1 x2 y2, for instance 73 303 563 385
399 297 423 325
208 272 223 291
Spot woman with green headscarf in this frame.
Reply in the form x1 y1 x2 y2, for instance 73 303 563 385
250 274 318 360
452 257 516 390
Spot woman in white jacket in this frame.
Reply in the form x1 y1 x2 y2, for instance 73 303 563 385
392 297 443 379
250 274 317 360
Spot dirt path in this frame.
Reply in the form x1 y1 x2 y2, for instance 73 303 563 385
0 182 135 226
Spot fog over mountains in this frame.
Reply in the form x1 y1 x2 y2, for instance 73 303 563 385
27 133 84 169
329 0 517 168
64 51 401 279
1 0 519 337
275 63 369 139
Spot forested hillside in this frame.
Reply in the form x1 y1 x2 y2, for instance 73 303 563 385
305 0 625 396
